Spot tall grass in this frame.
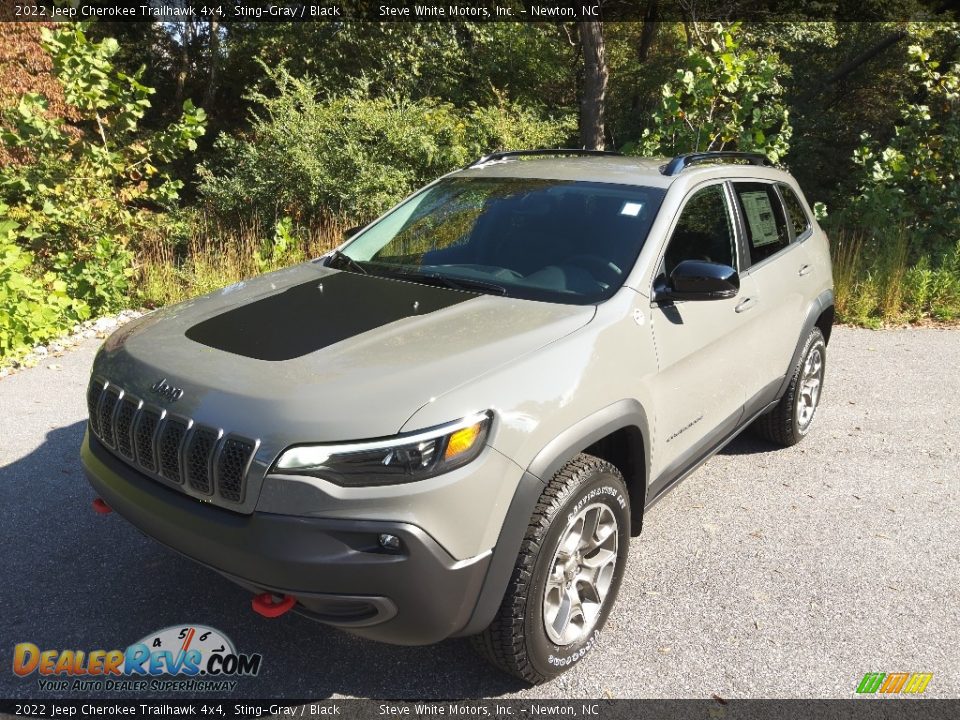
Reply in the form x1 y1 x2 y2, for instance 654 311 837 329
133 213 960 328
135 213 347 308
831 228 960 327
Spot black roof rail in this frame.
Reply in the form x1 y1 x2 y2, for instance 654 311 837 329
662 151 772 176
466 148 623 168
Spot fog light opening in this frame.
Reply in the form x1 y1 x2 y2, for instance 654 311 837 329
378 533 402 551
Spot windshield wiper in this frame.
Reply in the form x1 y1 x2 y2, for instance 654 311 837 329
326 249 368 275
422 272 508 296
382 268 507 296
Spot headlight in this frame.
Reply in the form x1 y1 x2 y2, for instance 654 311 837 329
271 411 492 486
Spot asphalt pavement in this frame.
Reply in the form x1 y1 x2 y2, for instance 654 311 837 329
1 326 957 700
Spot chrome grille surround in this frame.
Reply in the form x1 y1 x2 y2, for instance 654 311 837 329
86 377 258 506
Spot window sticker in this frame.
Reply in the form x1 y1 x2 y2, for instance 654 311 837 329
739 191 780 246
620 202 643 217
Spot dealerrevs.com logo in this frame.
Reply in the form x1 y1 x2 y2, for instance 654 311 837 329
12 625 261 693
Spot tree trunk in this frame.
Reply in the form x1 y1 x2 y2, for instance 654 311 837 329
638 1 659 63
203 15 220 110
631 1 660 112
578 21 608 150
798 30 908 104
174 22 193 106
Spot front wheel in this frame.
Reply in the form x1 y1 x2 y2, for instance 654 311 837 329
754 326 826 446
472 454 630 684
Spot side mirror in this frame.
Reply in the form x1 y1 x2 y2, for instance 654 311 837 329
655 260 739 302
343 225 365 240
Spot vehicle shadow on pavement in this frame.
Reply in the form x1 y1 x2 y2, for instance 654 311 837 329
0 421 527 699
718 431 782 456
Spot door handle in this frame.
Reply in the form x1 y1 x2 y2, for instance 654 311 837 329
735 297 755 313
798 264 812 277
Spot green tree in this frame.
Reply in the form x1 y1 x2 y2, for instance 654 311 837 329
636 22 791 162
771 22 915 210
847 24 959 256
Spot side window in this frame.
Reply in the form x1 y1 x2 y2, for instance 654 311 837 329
662 184 736 277
732 182 789 266
779 184 811 240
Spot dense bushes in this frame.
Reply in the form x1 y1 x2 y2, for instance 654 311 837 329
198 67 575 224
843 28 959 259
824 26 960 324
0 26 205 361
0 209 85 356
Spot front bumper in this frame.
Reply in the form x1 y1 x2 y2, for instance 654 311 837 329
81 430 491 645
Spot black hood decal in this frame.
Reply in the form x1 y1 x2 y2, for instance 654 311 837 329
185 271 477 361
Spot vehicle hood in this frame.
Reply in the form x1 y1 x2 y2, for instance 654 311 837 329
93 263 595 447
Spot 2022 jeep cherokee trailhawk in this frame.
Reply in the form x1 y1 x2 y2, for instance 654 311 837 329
82 149 833 683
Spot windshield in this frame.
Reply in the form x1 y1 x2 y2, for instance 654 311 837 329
337 177 666 305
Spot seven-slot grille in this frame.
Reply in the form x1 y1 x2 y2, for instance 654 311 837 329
86 379 257 505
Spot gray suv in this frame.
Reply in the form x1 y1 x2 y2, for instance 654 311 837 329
82 150 833 683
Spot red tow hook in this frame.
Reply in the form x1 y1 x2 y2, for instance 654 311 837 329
92 498 112 515
252 593 296 618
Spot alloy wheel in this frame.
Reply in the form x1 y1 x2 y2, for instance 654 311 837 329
542 503 619 646
797 345 824 430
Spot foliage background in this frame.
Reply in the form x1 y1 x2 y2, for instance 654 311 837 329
1 18 959 362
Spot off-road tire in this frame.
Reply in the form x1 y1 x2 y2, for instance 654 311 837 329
754 326 826 447
471 453 630 684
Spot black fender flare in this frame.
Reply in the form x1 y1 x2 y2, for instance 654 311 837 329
525 398 650 487
776 288 834 401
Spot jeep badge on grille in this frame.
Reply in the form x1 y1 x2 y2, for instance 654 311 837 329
151 378 184 402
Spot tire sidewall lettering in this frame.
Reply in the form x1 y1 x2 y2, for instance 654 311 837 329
547 629 602 667
567 483 627 524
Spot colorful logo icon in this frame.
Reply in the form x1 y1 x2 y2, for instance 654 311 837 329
856 672 933 695
13 624 261 679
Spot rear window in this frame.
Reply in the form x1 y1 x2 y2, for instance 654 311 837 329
779 184 812 239
731 182 790 266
